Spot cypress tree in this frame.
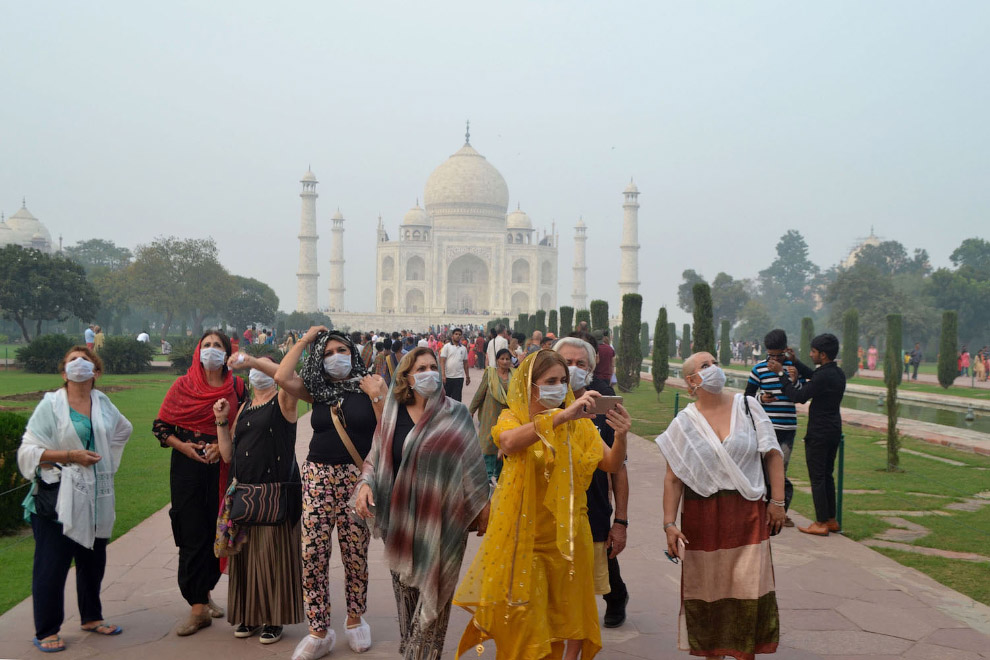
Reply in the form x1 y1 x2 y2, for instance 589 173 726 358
516 313 528 336
937 311 958 389
575 309 591 330
681 324 691 359
883 314 903 471
613 326 621 351
560 306 574 335
548 309 558 336
590 300 609 332
535 310 547 334
653 307 669 398
668 322 677 357
841 308 860 379
719 319 731 367
616 294 643 392
799 317 815 362
528 314 538 336
640 321 650 356
692 282 715 354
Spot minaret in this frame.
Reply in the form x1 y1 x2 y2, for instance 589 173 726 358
572 217 588 310
296 168 319 312
618 179 640 297
328 208 345 311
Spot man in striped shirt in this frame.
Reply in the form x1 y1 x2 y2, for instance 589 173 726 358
744 329 803 527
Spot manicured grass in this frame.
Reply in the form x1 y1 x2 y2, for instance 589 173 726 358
0 372 178 614
620 382 990 606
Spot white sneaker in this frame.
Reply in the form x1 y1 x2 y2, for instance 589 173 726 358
345 617 372 653
291 631 336 660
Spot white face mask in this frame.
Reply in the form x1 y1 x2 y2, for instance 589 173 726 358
568 366 591 390
412 370 441 396
249 368 275 391
323 353 353 379
65 357 95 382
537 383 568 408
698 364 727 393
200 347 226 370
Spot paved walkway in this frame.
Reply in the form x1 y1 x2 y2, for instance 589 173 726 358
2 374 990 659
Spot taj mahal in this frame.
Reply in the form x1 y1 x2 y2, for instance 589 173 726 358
295 125 641 331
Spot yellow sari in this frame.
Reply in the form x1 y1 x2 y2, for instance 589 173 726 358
453 351 603 659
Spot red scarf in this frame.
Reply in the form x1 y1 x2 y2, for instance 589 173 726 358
158 341 239 435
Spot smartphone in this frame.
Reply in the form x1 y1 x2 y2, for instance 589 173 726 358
588 395 623 415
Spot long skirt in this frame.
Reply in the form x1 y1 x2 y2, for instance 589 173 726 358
679 488 779 660
227 520 304 626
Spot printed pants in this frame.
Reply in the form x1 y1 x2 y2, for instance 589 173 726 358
301 461 370 631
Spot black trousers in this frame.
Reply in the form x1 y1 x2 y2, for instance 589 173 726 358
775 429 796 511
602 555 628 606
805 434 841 522
169 448 221 606
444 377 464 402
31 514 108 639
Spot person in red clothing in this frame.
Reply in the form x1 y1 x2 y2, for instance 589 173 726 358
243 325 254 347
593 329 615 383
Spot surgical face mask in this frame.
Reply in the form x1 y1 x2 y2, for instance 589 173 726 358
537 383 568 408
698 364 727 393
65 357 95 382
249 368 275 391
568 366 591 389
200 347 226 370
412 370 441 396
323 353 353 379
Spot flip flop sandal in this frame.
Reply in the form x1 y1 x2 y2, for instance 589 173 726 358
81 623 123 635
32 635 66 653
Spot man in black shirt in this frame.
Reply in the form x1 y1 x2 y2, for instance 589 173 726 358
770 333 846 537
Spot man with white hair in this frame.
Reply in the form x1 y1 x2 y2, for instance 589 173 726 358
555 333 633 628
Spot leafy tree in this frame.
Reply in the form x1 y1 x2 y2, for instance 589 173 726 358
90 267 132 333
949 237 990 279
559 306 574 335
590 300 609 332
575 309 591 331
929 238 990 347
653 308 669 398
692 282 715 354
667 322 677 357
759 230 820 302
281 310 334 333
841 308 859 379
799 317 814 362
0 245 100 341
827 264 902 343
548 309 558 336
719 319 731 367
128 236 235 338
64 238 133 274
535 310 547 334
226 275 279 331
680 324 691 359
640 322 650 356
854 241 930 277
883 314 902 471
711 272 749 327
937 311 958 389
615 294 643 392
735 300 772 343
677 269 706 314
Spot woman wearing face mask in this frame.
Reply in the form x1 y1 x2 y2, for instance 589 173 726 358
214 354 303 646
654 352 785 660
275 327 387 659
18 346 132 653
352 347 490 660
468 347 514 481
453 349 627 660
153 331 247 636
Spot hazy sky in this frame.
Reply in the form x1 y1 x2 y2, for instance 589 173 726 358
3 1 987 327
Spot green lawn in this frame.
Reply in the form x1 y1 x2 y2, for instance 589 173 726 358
0 371 178 613
620 383 990 606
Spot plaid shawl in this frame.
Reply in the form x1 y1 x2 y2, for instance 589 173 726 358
354 373 489 626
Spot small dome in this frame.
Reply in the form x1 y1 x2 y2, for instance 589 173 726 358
332 208 344 220
402 202 431 226
624 179 639 194
301 169 317 183
506 207 532 230
575 216 586 228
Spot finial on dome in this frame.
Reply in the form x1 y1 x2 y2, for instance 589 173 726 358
465 120 470 145
416 197 419 207
22 197 26 208
517 202 520 210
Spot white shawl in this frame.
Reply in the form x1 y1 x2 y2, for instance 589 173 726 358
17 389 132 548
654 394 781 501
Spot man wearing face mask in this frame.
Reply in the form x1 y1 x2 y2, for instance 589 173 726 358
557 333 634 628
771 333 846 536
440 328 470 402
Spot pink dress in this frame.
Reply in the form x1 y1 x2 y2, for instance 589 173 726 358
867 346 878 370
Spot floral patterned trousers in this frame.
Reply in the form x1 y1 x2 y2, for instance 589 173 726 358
300 461 370 631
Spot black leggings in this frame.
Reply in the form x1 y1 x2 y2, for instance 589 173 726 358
169 448 221 606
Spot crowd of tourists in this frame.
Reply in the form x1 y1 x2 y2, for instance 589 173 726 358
19 318 855 659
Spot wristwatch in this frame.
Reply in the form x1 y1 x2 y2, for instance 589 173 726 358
372 395 384 404
613 518 628 527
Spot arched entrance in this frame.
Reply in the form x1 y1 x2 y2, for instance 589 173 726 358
405 289 425 313
446 254 489 314
511 291 529 315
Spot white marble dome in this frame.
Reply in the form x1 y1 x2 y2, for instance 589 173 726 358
3 205 52 252
402 202 431 226
301 169 317 183
506 207 532 230
624 180 639 194
424 143 509 215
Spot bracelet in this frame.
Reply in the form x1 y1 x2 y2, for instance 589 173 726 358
663 522 676 531
613 518 628 527
65 450 72 463
215 419 228 427
769 498 786 507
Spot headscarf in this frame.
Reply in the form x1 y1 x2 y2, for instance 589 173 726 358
299 330 369 406
158 339 239 435
352 352 488 627
453 350 602 647
483 365 511 406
